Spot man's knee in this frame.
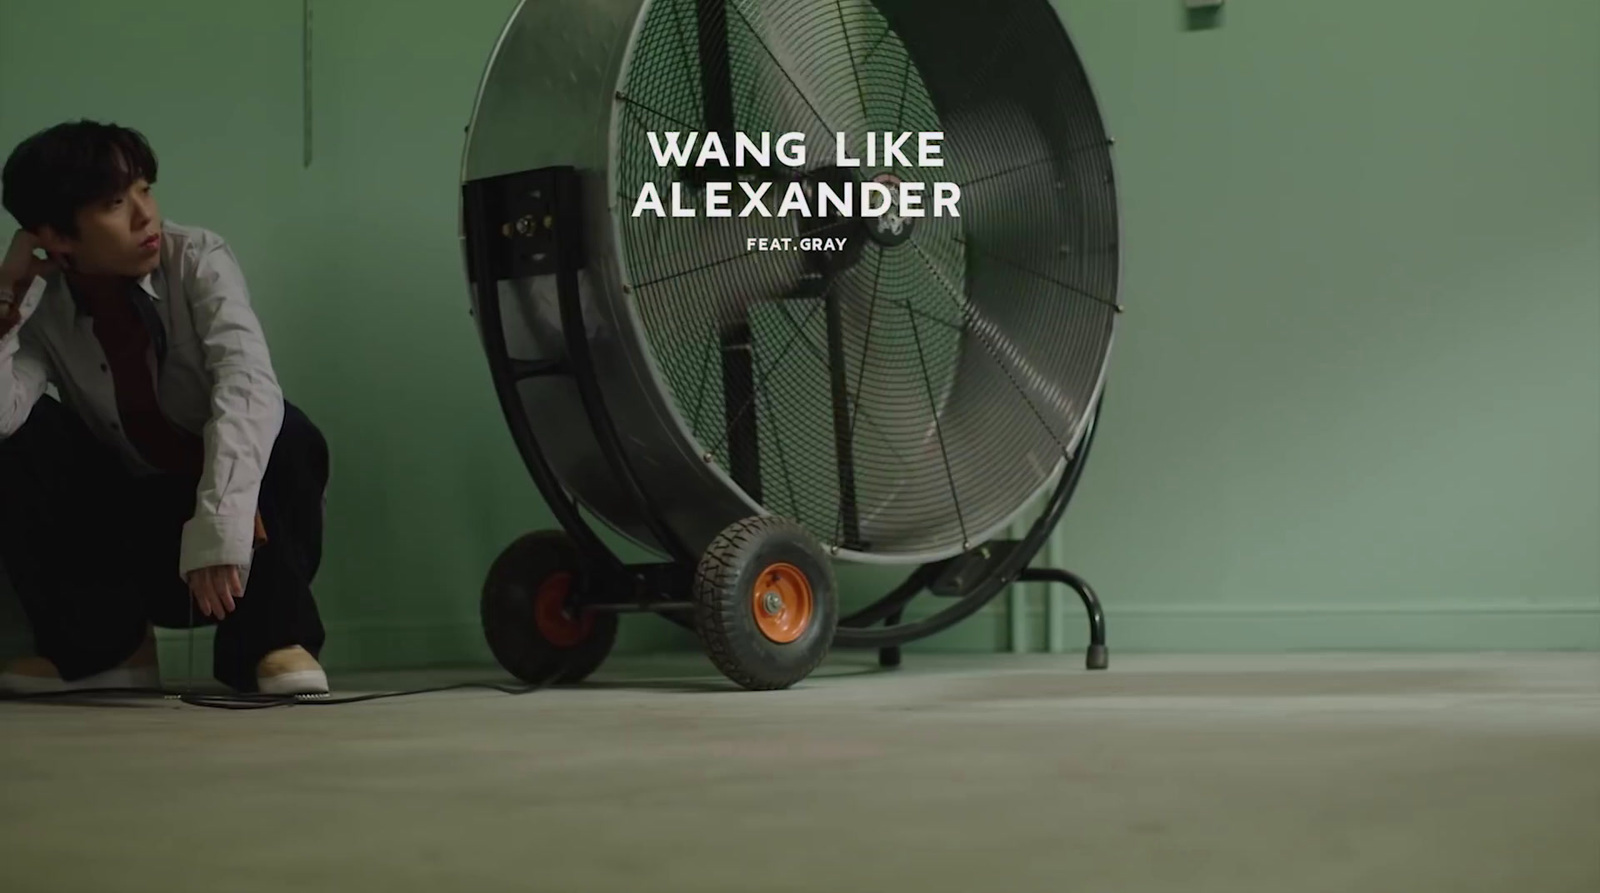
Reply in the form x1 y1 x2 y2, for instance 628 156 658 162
0 396 76 470
271 401 330 489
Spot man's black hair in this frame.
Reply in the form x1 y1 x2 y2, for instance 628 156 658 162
1 120 159 238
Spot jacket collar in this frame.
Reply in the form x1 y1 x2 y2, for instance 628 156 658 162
66 269 162 318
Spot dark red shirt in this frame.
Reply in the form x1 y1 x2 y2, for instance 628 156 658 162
78 284 205 480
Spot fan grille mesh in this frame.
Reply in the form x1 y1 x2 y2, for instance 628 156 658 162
614 0 1118 556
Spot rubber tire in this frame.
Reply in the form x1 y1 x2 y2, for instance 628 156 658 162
481 530 618 685
693 516 838 691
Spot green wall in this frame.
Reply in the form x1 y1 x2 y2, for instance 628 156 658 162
0 0 1594 672
1028 0 1600 653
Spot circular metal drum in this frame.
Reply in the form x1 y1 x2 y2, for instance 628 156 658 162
461 0 1120 566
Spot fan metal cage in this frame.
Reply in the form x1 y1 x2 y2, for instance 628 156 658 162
462 0 1119 566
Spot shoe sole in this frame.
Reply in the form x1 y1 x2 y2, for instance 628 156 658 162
257 669 329 696
0 666 162 696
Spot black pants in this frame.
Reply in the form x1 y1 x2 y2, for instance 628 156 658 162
0 395 328 692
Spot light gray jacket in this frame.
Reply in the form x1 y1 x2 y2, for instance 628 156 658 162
0 221 284 580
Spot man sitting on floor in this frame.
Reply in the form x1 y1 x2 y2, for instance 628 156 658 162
0 120 330 696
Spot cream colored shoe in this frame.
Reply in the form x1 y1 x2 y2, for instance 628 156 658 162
256 646 329 696
0 632 161 695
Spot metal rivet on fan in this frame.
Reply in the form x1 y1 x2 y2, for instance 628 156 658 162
621 284 632 294
702 452 713 462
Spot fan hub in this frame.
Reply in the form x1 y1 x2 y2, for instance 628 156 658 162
863 172 917 248
796 166 868 276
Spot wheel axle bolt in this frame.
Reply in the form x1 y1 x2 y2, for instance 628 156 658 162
761 591 784 615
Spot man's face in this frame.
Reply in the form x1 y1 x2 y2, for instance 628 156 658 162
41 178 163 278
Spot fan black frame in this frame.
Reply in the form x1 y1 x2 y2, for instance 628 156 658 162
462 165 1108 673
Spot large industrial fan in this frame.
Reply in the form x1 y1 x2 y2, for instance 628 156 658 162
459 0 1119 690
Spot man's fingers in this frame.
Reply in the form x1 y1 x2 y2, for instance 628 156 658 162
27 248 58 277
222 567 243 613
201 579 219 619
223 568 242 611
193 573 220 619
187 567 246 618
188 574 205 618
208 568 233 615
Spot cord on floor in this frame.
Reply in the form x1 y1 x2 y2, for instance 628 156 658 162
0 598 560 709
0 678 562 710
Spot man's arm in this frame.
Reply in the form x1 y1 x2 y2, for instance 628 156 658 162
0 276 55 438
0 231 60 436
177 232 284 580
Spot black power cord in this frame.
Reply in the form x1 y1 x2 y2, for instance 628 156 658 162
0 678 559 710
2 581 569 709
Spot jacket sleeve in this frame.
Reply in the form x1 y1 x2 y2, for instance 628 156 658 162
0 278 56 438
176 233 285 579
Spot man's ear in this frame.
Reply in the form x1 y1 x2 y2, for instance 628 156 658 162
34 225 74 261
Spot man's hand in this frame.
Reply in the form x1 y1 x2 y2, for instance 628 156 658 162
187 565 244 619
1 229 57 289
1 230 57 338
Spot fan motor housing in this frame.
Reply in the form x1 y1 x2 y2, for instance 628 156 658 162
461 0 1120 566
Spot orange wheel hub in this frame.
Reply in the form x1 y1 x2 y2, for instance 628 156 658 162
533 571 593 648
751 562 814 644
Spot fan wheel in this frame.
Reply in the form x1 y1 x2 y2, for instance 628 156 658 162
693 515 838 691
481 530 618 685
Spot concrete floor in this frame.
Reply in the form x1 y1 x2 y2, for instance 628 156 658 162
2 653 1597 893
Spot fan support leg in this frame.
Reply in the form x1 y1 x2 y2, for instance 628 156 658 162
1016 567 1108 670
719 322 762 503
877 607 904 668
867 569 1108 671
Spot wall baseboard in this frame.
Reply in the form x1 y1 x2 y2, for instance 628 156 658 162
127 603 1599 675
5 599 1592 675
938 602 1600 655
